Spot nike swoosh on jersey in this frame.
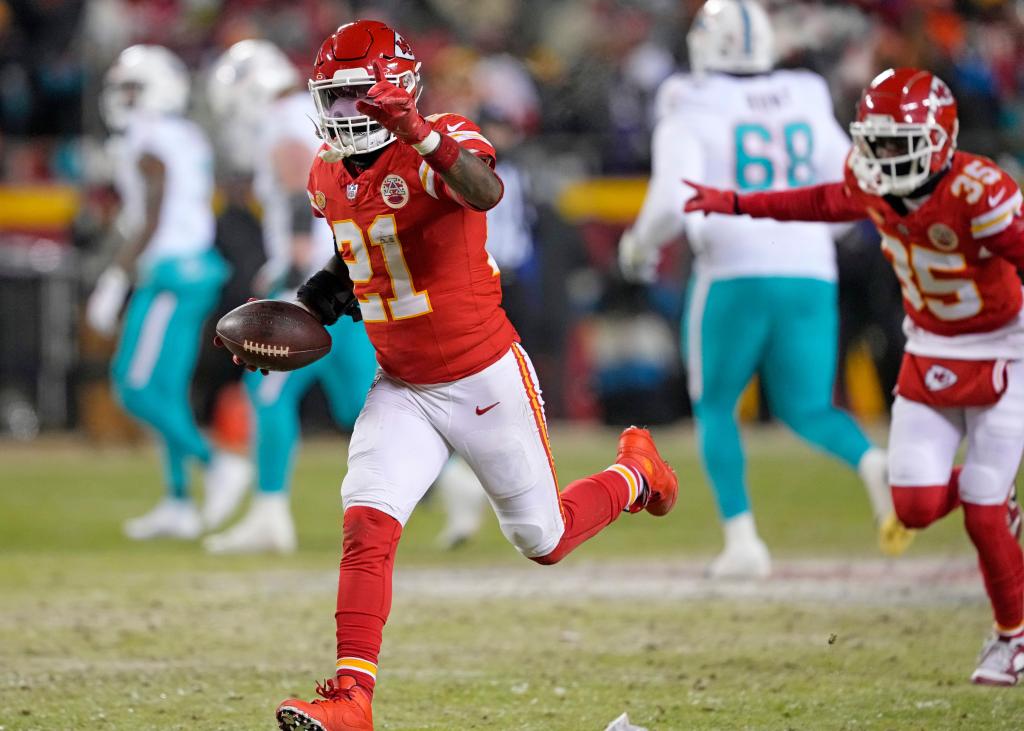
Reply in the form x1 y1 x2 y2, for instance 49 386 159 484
988 189 1007 207
447 122 466 132
475 402 500 415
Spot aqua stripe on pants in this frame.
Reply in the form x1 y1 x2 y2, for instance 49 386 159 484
245 315 377 495
684 275 872 520
112 250 229 499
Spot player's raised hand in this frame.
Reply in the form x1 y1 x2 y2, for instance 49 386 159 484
683 179 740 216
356 58 432 146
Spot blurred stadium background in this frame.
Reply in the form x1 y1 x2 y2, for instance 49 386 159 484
11 0 1024 435
3 1 1024 729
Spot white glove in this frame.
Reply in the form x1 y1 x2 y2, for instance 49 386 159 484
86 266 130 337
618 228 659 284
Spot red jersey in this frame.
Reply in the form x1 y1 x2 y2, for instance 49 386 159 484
738 151 1024 339
307 114 517 384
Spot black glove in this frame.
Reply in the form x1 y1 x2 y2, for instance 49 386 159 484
296 269 362 325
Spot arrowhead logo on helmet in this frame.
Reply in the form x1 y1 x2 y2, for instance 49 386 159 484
308 19 423 159
849 68 960 197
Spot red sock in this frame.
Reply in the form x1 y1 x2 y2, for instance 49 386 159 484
531 468 632 566
892 466 962 529
963 501 1024 632
334 506 403 698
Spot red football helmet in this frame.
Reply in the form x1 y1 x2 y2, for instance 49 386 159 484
309 19 421 158
848 68 959 196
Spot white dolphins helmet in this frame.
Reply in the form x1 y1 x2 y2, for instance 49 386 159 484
207 40 300 170
687 0 774 75
102 45 190 131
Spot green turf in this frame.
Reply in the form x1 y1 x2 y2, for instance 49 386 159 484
1 426 1020 730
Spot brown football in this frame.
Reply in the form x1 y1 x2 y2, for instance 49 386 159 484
215 299 331 372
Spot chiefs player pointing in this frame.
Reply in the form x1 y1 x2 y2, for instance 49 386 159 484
687 68 1024 686
258 21 678 731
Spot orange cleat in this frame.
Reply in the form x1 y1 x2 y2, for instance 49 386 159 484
277 675 373 731
616 426 678 517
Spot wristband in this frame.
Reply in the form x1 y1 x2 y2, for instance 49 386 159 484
296 269 362 325
411 130 441 155
421 133 460 174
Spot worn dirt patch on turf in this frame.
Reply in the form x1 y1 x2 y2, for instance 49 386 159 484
395 558 982 606
180 557 983 608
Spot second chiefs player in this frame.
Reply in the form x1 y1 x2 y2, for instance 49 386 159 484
231 21 679 731
686 68 1024 686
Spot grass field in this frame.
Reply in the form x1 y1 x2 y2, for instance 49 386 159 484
2 425 1022 730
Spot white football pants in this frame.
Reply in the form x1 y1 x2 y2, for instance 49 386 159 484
341 344 565 558
889 361 1024 504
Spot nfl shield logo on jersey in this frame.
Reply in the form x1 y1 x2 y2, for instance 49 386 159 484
346 183 359 201
925 364 958 392
381 174 409 209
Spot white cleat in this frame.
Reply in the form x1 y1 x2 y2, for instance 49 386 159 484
706 538 772 579
123 498 201 541
971 632 1024 686
203 494 297 554
707 512 772 579
202 451 252 530
434 457 487 550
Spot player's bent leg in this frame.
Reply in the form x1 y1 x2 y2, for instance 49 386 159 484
891 471 963 529
444 345 676 564
888 396 965 531
531 426 679 566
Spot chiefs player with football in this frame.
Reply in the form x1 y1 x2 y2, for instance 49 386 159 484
223 20 679 731
686 68 1024 686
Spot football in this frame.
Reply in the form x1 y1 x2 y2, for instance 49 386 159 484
215 299 331 372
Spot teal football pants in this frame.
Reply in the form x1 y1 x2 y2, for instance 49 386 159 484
112 251 229 499
245 316 377 495
684 276 872 520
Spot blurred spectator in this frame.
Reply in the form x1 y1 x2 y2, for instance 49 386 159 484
7 0 1024 428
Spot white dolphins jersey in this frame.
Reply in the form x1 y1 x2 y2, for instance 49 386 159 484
632 69 851 281
115 112 215 267
254 90 335 281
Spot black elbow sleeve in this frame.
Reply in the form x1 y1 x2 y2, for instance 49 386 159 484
296 269 362 325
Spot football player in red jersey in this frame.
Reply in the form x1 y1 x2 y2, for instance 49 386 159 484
233 21 680 731
686 68 1024 686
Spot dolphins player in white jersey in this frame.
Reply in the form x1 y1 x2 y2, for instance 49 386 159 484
619 0 910 578
203 40 485 553
87 45 251 540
